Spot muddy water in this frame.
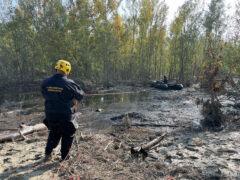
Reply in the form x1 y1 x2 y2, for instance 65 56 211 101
79 87 210 132
0 86 209 133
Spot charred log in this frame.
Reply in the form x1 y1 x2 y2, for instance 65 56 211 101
131 132 167 158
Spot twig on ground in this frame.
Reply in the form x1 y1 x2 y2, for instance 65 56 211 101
104 141 113 151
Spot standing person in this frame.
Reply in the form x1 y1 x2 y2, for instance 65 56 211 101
163 75 168 84
41 60 84 161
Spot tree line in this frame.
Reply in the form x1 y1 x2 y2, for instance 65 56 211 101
0 0 239 88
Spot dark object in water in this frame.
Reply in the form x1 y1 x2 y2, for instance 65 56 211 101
151 81 183 90
155 83 169 90
234 103 240 109
168 84 183 90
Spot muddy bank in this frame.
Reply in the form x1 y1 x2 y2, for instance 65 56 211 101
1 125 240 180
62 127 240 180
78 86 207 133
0 85 240 179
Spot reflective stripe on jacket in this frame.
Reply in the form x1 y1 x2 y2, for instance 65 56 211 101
41 74 84 120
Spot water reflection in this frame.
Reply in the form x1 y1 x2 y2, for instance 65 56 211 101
82 91 150 108
0 91 41 106
0 90 150 113
0 88 207 132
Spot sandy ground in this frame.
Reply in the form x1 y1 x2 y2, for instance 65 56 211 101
0 130 55 180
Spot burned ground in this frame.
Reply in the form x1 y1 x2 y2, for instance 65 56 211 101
0 85 240 180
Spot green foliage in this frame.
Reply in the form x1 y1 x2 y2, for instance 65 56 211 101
169 0 203 84
0 0 239 88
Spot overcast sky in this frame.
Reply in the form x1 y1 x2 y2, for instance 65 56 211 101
120 0 238 24
0 0 238 24
166 0 237 23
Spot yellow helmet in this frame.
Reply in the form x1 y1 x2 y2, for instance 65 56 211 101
55 60 71 75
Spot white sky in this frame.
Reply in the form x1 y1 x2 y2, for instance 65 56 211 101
1 0 238 24
166 0 237 23
120 0 238 24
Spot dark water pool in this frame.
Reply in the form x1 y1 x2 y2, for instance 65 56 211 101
0 87 208 132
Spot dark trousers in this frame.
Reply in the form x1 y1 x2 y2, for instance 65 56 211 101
45 120 76 160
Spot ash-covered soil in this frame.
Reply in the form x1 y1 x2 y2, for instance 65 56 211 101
0 85 240 180
1 126 240 180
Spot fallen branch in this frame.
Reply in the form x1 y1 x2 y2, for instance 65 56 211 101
0 123 47 142
131 132 167 156
113 123 181 128
104 141 113 151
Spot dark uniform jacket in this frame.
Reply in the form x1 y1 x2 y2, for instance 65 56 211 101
41 74 84 122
